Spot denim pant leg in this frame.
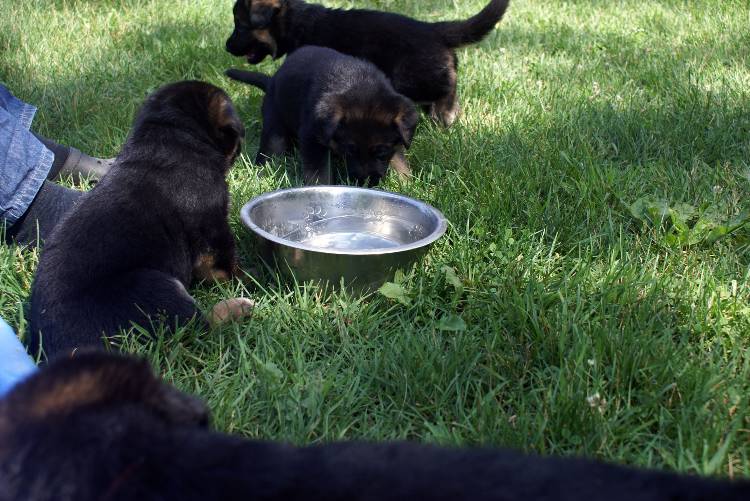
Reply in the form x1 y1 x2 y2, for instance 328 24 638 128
0 84 53 228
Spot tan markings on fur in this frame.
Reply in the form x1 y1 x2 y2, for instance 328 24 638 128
17 362 208 427
393 108 407 130
208 93 243 159
446 52 458 87
393 107 418 146
208 93 235 129
369 106 402 127
250 0 283 10
316 95 345 127
324 98 395 128
431 53 460 127
223 132 241 164
430 95 460 128
27 373 109 419
211 298 255 326
193 253 231 282
390 149 412 179
330 104 345 125
252 28 278 58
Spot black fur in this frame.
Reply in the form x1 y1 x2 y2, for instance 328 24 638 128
27 81 245 360
226 46 418 185
225 0 510 126
1 351 748 500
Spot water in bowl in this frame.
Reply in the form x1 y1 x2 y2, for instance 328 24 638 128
302 231 401 251
284 214 420 251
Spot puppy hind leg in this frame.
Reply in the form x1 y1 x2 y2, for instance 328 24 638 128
125 272 255 331
193 223 239 285
106 270 205 334
193 239 257 287
299 138 331 185
255 102 290 169
396 52 460 128
430 90 461 128
431 54 461 127
255 132 290 165
29 270 202 360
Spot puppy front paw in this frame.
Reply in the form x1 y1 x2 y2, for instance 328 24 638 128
210 298 255 326
390 150 412 180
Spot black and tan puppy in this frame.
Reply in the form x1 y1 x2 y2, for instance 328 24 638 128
226 46 418 185
225 0 510 126
1 351 749 501
28 81 253 361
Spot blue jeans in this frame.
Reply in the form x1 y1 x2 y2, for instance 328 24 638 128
0 84 53 227
0 318 37 397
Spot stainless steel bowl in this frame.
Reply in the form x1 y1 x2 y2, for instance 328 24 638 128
240 186 448 291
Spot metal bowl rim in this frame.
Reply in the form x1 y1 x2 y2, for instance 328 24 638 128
240 186 448 256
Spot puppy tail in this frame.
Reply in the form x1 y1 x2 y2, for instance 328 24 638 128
225 69 270 92
433 0 510 48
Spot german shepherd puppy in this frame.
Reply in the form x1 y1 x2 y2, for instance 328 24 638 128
28 81 253 361
226 46 418 185
1 351 748 501
225 0 510 126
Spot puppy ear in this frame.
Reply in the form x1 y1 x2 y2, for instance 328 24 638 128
208 92 245 160
249 0 285 28
393 98 419 148
0 352 210 429
314 95 345 145
147 382 210 428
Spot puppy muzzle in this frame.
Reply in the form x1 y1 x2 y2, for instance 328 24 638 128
225 33 247 56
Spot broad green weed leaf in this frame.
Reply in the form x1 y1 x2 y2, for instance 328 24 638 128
379 282 411 305
629 196 749 248
442 265 464 295
253 355 283 382
393 269 406 284
437 314 467 331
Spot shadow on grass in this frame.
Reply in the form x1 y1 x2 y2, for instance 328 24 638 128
416 77 749 259
491 17 749 86
5 15 267 154
8 0 749 290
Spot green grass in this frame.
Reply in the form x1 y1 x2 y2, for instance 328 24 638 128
2 0 750 478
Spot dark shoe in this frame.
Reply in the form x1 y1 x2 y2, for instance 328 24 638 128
34 133 115 183
55 147 115 182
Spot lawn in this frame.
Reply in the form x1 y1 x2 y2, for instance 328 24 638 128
1 0 749 478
